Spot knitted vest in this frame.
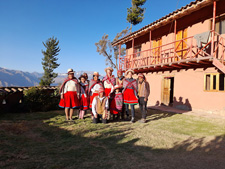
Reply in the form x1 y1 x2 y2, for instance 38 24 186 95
95 97 107 115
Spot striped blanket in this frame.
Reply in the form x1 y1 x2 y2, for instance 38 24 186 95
115 93 123 111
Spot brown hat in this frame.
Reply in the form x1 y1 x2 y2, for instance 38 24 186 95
79 75 86 80
104 67 114 73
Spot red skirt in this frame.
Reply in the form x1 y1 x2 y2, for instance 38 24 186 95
80 94 89 110
89 92 99 108
59 91 80 109
123 88 138 105
104 88 111 97
110 98 120 114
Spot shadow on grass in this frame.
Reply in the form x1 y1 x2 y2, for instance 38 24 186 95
0 110 225 169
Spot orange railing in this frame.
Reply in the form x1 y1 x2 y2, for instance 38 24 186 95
119 30 225 70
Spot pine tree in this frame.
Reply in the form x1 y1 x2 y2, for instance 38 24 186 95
127 0 147 30
40 36 60 86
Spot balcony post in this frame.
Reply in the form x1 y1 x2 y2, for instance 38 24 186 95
119 44 121 70
149 30 152 65
132 38 134 68
211 0 216 56
174 19 177 61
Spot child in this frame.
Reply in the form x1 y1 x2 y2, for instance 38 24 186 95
79 75 89 119
92 87 109 124
59 68 80 121
110 85 123 121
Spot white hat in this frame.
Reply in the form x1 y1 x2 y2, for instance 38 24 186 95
125 69 134 75
113 85 122 92
93 72 100 76
104 67 114 73
67 68 75 74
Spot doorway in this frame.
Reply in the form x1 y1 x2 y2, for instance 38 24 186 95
161 77 174 106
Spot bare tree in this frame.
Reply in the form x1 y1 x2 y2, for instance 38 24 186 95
95 27 131 70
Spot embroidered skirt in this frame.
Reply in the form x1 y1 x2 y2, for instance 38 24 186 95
123 88 138 105
59 91 80 109
80 94 89 110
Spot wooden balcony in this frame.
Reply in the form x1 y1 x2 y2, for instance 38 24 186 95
119 31 225 74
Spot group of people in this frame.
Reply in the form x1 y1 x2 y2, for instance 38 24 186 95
59 67 150 124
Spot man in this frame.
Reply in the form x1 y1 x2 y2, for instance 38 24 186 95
137 73 150 123
92 87 109 124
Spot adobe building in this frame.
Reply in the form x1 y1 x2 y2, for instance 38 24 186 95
112 0 225 114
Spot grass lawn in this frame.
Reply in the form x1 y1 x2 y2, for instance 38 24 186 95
0 108 225 169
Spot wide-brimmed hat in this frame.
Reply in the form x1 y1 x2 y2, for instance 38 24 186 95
79 75 86 80
125 69 134 75
104 67 114 73
138 73 145 79
113 85 122 92
98 87 105 93
93 72 100 76
67 68 75 74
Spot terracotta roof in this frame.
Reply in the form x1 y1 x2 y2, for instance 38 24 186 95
0 86 58 94
112 0 213 46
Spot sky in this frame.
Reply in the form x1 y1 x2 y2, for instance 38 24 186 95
0 0 194 75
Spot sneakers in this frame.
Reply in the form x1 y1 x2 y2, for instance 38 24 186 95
138 118 146 123
130 117 135 123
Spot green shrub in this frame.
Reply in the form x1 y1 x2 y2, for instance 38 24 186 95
23 87 60 112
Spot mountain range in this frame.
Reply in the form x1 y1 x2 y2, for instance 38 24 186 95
0 67 98 87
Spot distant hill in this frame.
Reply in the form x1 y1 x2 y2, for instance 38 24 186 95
0 67 101 87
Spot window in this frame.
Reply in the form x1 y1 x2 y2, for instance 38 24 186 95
215 16 225 34
204 73 225 91
134 45 141 57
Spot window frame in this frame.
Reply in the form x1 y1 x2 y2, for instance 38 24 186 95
204 73 225 92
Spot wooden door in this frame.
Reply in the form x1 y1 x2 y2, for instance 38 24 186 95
153 38 162 64
162 78 171 106
175 28 187 60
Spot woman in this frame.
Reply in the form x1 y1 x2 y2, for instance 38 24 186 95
116 69 125 86
89 72 103 117
82 72 89 85
123 69 138 123
102 67 116 97
79 75 89 119
59 68 80 121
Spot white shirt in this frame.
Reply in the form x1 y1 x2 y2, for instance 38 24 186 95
62 80 77 94
91 83 102 93
92 96 109 116
104 80 113 93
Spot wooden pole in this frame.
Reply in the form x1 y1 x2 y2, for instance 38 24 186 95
149 30 152 65
119 44 121 70
211 0 216 56
174 20 177 60
132 38 134 68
